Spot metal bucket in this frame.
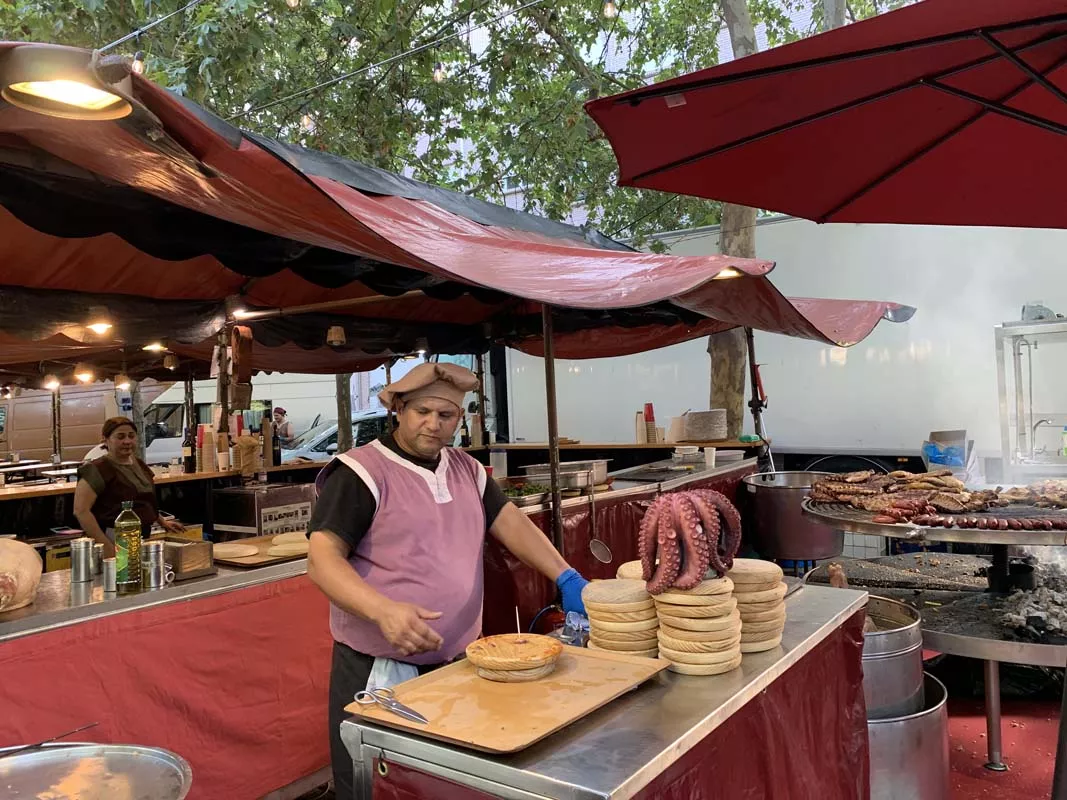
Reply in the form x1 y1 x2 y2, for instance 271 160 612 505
864 596 925 720
741 471 843 560
868 673 950 800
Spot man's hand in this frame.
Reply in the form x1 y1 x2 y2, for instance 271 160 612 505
161 518 185 533
374 600 444 657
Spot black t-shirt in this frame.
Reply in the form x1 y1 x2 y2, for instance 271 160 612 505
308 433 510 552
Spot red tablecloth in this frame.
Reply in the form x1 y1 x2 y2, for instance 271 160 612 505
0 576 333 800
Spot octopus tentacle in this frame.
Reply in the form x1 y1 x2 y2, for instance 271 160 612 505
646 502 681 594
689 494 724 575
637 498 663 581
695 489 743 572
673 494 711 589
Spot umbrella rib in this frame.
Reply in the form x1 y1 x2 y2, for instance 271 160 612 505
818 49 1067 223
626 29 1067 186
923 80 1067 137
977 30 1067 107
615 13 1067 106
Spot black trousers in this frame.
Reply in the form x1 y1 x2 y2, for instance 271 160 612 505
328 642 440 799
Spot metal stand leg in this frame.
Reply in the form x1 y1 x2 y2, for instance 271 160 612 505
984 660 1008 772
1051 670 1067 799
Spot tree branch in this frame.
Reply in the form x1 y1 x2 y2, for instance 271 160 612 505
525 8 625 96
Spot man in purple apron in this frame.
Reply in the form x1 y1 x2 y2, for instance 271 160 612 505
306 362 589 798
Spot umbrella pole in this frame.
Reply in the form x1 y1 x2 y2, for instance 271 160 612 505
384 362 394 435
336 374 353 452
542 306 564 554
745 327 773 473
50 385 61 462
475 353 489 446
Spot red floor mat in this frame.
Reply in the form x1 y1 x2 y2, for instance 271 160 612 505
950 698 1058 799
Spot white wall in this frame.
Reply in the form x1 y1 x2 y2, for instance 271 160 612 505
508 217 1067 456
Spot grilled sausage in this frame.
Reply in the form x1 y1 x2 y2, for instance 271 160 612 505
1020 519 1034 531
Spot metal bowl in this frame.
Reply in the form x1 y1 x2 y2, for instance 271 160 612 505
0 742 192 800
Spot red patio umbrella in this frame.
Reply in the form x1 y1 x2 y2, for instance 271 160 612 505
586 0 1067 227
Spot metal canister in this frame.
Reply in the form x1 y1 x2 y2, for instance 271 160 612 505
91 542 104 575
142 541 173 590
103 557 117 593
70 537 94 583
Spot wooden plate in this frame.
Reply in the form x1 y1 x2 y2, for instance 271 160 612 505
740 636 783 653
615 560 644 580
587 607 657 623
657 630 741 652
582 579 650 606
668 655 743 675
465 634 563 671
587 641 658 658
662 577 734 597
654 597 737 618
659 643 741 665
654 592 736 608
731 583 787 604
477 663 557 683
659 621 741 643
657 613 741 633
585 599 654 614
272 532 308 545
727 558 784 584
739 606 788 623
589 634 658 651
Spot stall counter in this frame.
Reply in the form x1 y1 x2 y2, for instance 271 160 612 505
342 584 868 800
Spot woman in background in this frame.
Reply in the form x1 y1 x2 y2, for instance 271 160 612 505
73 417 183 556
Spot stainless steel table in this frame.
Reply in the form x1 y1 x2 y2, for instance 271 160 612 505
340 585 866 800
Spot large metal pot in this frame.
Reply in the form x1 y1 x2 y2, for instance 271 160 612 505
741 471 843 560
868 674 950 800
864 596 925 720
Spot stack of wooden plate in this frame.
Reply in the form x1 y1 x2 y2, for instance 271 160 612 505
727 559 787 653
465 634 564 682
652 577 742 675
581 579 659 658
615 560 643 580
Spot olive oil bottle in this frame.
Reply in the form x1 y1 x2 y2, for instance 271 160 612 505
114 501 142 594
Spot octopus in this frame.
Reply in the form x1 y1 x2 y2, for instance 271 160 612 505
638 489 743 595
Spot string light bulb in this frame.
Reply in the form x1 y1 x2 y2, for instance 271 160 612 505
163 354 179 371
74 363 94 383
131 51 146 75
602 0 619 18
86 305 112 336
432 62 446 83
285 0 300 8
300 113 316 133
115 373 131 391
712 267 743 280
42 374 60 391
326 326 346 347
142 342 166 352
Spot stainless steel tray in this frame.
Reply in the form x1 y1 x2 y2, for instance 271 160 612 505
800 499 1067 546
508 493 548 507
0 742 192 799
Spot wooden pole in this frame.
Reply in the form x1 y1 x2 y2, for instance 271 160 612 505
50 385 62 461
542 307 564 554
475 353 489 445
130 380 146 462
336 373 353 452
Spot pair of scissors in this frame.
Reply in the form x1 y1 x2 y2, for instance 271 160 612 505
354 687 429 725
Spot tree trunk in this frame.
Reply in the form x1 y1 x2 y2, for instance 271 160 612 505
823 0 846 31
336 373 353 452
711 0 760 439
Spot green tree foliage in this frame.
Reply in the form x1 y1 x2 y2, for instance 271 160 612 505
0 1 897 242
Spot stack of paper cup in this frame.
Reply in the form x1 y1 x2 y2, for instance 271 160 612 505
727 559 787 653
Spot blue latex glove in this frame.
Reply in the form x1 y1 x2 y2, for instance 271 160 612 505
557 568 589 617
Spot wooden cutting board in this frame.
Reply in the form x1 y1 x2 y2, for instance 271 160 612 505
345 646 668 753
211 534 308 568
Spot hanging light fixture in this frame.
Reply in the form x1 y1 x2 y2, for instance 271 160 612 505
416 337 429 357
86 305 113 336
0 44 133 120
326 326 347 347
712 267 743 280
602 0 619 18
163 354 179 371
42 374 60 391
114 372 131 391
432 62 446 83
74 363 95 383
130 51 146 75
142 341 166 352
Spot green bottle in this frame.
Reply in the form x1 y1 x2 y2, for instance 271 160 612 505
114 501 142 594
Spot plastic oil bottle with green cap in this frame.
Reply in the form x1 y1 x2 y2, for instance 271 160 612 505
114 501 142 594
